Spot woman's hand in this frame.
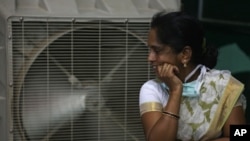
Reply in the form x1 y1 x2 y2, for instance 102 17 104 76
141 63 183 141
157 63 182 93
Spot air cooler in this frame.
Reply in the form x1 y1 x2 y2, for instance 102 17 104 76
0 0 181 141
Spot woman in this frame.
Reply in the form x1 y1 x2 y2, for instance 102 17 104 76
139 11 247 141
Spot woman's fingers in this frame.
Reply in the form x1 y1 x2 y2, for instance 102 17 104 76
158 63 175 77
172 65 180 74
157 65 162 76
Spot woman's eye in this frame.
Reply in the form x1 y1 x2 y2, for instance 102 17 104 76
154 48 163 54
149 46 164 54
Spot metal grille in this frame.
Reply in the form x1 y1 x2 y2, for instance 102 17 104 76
9 17 155 141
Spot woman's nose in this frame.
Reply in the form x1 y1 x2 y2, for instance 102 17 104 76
147 51 156 62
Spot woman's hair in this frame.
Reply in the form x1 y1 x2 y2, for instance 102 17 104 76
150 11 218 69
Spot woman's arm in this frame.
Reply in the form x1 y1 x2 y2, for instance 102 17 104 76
141 63 183 141
211 106 246 141
141 89 182 141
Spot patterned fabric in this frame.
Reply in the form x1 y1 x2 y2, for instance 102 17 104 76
139 69 246 141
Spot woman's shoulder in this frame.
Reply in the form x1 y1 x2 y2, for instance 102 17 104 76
141 79 161 88
206 68 231 77
140 79 165 94
139 79 168 104
202 68 244 97
205 68 243 84
204 68 232 83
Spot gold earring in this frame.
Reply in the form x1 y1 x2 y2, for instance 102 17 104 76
183 60 187 67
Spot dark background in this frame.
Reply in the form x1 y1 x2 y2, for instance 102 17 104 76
182 0 250 123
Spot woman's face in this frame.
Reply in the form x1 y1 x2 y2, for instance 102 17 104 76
147 28 182 74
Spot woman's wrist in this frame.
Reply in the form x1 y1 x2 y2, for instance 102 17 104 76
168 83 182 93
169 88 182 99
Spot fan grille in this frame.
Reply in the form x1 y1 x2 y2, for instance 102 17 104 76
10 17 155 141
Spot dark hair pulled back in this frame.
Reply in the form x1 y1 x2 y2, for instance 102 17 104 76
150 10 218 69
